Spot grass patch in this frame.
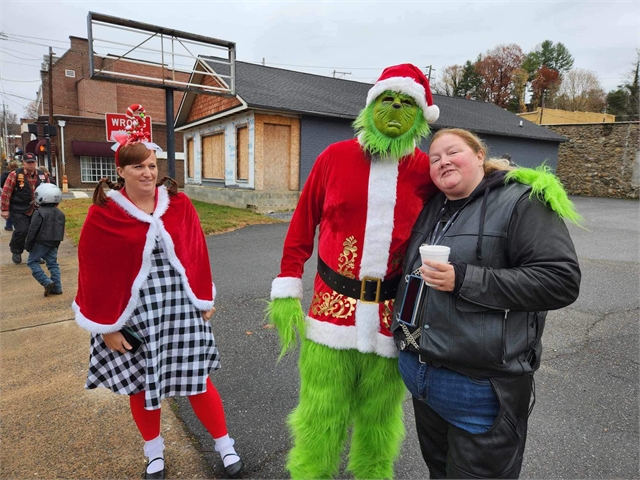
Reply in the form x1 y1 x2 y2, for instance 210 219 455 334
59 197 283 246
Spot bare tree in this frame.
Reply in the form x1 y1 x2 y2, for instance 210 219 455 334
432 65 465 96
24 101 39 120
555 69 606 112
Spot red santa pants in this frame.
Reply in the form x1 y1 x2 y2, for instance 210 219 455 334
129 377 228 441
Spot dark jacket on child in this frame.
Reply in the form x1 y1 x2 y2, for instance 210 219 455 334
25 204 65 251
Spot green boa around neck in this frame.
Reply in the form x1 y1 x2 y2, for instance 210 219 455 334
353 103 431 160
506 165 583 226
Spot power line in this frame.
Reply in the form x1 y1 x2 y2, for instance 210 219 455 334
2 32 70 45
0 78 41 83
0 47 42 60
0 60 41 67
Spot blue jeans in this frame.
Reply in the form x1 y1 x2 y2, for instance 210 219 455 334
27 243 61 292
398 349 499 434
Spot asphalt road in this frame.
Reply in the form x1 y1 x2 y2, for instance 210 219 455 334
175 196 639 479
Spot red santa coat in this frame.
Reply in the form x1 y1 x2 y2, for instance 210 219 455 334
271 139 437 358
73 186 215 334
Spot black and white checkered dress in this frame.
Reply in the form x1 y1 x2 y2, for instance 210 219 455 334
85 240 221 410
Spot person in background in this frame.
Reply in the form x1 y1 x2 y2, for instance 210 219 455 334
25 183 65 296
0 153 49 264
38 165 51 177
1 160 19 231
73 104 243 480
391 128 581 478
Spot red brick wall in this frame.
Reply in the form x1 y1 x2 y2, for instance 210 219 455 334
41 37 187 121
186 75 241 123
57 116 184 189
77 79 118 118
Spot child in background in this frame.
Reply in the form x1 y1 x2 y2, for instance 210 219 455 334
25 183 65 296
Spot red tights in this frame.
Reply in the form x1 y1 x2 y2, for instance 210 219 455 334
129 377 228 441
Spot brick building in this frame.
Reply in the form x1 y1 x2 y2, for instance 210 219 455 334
28 36 186 188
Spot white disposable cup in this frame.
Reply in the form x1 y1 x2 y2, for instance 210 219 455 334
418 244 451 287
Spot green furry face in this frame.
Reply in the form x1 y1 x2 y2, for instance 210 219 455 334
353 90 431 161
373 92 419 138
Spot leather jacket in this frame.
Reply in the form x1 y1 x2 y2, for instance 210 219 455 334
25 204 66 251
391 172 581 378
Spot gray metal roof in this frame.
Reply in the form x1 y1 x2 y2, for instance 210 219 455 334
182 59 565 143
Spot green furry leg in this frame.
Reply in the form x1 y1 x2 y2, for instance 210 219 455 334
347 354 406 480
287 341 358 479
286 341 406 479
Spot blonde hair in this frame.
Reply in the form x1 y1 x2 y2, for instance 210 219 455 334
430 128 515 175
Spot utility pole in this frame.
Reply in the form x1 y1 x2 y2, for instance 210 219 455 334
539 89 546 125
2 103 7 161
426 65 434 82
47 46 57 183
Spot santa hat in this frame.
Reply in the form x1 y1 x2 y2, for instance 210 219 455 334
365 64 440 124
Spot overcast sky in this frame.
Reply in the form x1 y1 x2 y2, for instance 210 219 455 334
0 0 638 117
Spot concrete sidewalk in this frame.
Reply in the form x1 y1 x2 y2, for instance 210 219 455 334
0 228 214 479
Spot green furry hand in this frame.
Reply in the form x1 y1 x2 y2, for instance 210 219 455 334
266 297 306 360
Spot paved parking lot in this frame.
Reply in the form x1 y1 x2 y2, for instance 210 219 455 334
177 195 639 479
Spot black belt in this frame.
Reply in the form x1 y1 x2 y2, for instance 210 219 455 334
317 257 400 303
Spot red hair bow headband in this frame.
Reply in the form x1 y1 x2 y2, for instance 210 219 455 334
111 104 162 166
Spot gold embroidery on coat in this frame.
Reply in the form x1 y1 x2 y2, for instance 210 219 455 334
381 299 394 329
389 250 404 276
337 236 357 279
311 292 356 319
17 173 25 189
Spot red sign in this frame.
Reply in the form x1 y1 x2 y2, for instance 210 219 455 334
105 113 153 142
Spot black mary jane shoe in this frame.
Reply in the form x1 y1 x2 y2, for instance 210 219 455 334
223 453 244 478
144 457 165 479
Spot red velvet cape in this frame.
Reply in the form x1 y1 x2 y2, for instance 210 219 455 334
73 186 215 334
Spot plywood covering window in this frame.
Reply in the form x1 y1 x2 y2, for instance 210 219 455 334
202 132 225 180
236 125 249 181
263 123 291 190
186 138 194 178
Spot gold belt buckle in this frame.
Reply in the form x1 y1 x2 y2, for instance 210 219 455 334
360 276 381 303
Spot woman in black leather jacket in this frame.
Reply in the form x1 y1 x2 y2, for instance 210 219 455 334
391 128 581 479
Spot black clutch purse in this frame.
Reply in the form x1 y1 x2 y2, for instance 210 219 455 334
120 326 143 354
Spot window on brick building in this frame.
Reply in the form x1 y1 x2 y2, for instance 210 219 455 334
80 156 118 183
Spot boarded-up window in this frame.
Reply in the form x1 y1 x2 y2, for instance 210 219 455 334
186 138 194 178
202 133 225 180
236 125 249 181
263 124 291 191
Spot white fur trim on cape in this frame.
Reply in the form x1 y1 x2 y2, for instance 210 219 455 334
366 76 439 123
271 277 304 300
305 316 398 358
75 187 214 334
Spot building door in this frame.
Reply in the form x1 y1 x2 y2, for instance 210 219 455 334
263 123 291 191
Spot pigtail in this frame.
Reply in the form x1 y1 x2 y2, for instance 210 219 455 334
156 176 178 196
92 177 124 206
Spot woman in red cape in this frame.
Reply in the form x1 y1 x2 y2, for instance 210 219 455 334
73 105 243 479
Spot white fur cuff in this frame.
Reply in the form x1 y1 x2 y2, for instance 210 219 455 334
271 277 304 300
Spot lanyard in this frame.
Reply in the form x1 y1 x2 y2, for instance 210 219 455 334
428 201 466 245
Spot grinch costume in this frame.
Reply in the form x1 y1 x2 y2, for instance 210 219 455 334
269 64 440 479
